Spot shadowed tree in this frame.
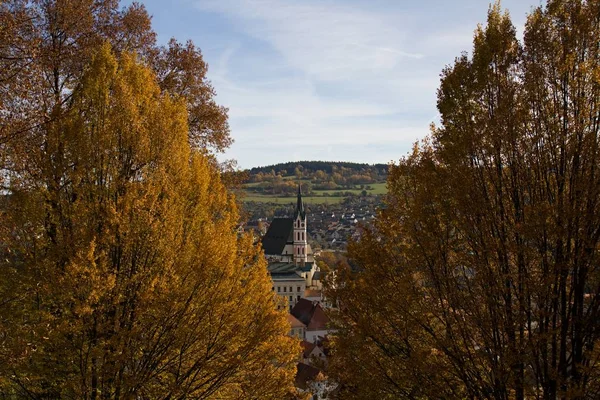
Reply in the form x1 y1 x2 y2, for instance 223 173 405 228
327 1 600 399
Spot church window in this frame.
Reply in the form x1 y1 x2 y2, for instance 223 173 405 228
284 287 287 292
302 232 304 240
289 286 292 292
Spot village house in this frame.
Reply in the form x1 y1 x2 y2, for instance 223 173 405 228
291 299 330 343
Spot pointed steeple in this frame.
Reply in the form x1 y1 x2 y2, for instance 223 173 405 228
294 184 306 220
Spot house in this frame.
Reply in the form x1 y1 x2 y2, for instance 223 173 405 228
291 299 330 343
295 363 321 392
295 363 338 400
272 270 307 311
300 340 326 364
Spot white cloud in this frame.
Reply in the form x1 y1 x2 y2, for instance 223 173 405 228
189 0 534 168
195 0 421 81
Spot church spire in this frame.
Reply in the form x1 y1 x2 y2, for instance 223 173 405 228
293 184 307 265
294 184 305 220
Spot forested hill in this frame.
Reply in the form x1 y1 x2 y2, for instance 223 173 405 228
242 161 388 200
248 161 388 176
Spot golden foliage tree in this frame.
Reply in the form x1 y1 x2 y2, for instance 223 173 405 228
0 0 229 168
0 26 296 400
327 1 600 399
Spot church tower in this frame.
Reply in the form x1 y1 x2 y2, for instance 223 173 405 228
293 185 307 265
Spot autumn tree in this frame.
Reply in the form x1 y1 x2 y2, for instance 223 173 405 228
0 41 298 399
327 1 600 399
0 0 229 176
0 1 299 396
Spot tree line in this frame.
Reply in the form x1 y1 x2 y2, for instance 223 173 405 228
249 161 388 176
246 162 387 196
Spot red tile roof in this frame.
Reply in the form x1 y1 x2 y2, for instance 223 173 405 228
304 289 322 298
307 305 329 330
291 298 329 331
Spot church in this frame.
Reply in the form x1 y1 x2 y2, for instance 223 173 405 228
262 186 314 264
262 187 321 310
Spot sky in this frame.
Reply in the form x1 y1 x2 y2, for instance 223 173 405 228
128 0 542 169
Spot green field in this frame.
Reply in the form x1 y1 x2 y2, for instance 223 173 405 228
282 177 312 182
241 181 387 204
309 182 387 196
242 195 346 204
368 182 387 194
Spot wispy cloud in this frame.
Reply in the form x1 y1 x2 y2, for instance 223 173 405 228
195 0 422 81
175 0 536 167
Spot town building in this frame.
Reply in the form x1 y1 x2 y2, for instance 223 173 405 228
263 187 322 310
261 186 314 264
291 299 330 343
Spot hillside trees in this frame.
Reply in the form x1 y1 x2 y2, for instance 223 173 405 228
0 1 298 398
327 1 600 399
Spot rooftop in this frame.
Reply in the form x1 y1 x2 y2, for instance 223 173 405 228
261 217 293 255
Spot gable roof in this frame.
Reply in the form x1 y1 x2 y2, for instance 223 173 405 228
300 340 317 358
268 261 314 274
307 305 329 330
270 272 305 282
291 298 329 330
261 217 293 255
291 299 315 326
267 262 299 274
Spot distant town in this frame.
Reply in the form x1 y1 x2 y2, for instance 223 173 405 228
235 162 388 397
239 161 387 251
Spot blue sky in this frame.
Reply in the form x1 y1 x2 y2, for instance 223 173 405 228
130 0 540 169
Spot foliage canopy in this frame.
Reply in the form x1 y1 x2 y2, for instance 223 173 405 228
327 1 600 399
0 1 297 398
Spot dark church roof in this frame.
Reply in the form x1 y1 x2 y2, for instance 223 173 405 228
262 185 306 256
268 262 314 274
261 218 293 255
